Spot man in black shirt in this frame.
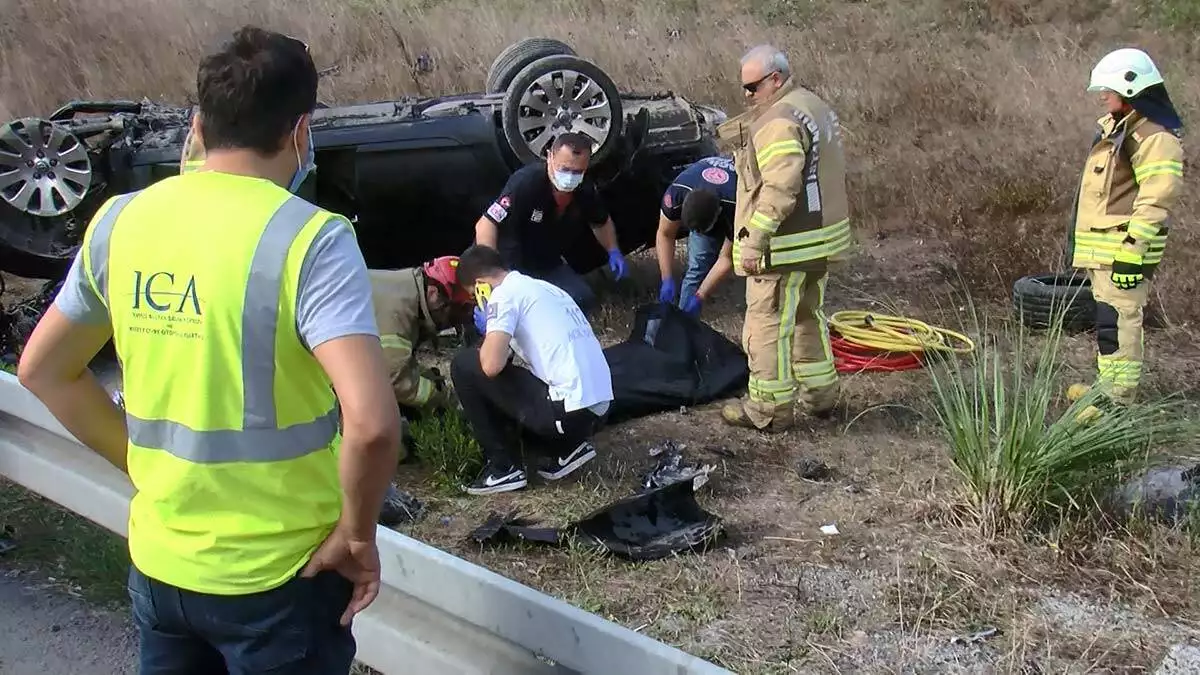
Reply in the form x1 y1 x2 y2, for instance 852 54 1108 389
654 157 737 317
474 132 628 314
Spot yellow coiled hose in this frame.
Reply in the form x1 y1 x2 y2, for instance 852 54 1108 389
828 310 974 372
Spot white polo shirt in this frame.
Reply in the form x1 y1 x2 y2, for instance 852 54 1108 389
484 271 613 414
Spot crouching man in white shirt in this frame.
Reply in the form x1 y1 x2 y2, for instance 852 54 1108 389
450 244 614 495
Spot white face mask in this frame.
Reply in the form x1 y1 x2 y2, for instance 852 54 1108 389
551 168 584 192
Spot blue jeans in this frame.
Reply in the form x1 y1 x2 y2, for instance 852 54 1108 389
679 231 721 305
128 564 357 675
524 261 596 314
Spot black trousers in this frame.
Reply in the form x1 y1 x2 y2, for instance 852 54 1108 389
450 347 604 467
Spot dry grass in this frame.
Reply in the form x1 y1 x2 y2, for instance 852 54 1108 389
1 0 1198 317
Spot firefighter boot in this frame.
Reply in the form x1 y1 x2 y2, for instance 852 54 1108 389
1066 383 1090 403
1065 383 1102 423
799 381 840 419
721 397 794 433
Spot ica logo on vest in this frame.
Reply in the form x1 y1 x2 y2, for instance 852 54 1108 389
131 270 202 315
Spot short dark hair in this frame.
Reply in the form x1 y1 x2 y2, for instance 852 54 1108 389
196 26 318 155
680 188 722 235
549 132 594 158
456 245 508 287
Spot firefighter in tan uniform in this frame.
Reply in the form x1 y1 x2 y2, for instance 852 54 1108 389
717 45 853 432
1066 48 1185 408
370 256 476 417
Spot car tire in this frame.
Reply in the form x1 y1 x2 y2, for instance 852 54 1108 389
485 38 576 94
1012 272 1096 333
501 54 624 166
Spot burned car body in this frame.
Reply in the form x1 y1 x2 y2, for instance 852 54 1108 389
0 40 726 280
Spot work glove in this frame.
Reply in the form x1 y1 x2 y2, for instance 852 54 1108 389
681 294 703 317
658 277 678 304
473 306 488 336
1111 249 1144 290
607 249 628 280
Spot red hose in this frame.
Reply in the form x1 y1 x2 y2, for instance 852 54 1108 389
831 335 924 373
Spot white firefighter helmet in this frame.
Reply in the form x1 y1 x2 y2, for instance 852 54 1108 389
1087 48 1163 99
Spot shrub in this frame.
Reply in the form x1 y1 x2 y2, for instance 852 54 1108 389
924 292 1200 538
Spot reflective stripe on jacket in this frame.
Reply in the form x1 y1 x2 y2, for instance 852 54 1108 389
80 172 345 595
1070 111 1184 272
370 268 437 407
718 79 853 275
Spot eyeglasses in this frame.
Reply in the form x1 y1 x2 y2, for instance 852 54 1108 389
742 71 778 94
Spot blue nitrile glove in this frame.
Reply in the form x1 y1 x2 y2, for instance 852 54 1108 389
658 277 678 304
681 294 703 317
473 305 487 336
607 249 628 280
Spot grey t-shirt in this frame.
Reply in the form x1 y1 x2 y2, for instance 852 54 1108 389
54 216 379 350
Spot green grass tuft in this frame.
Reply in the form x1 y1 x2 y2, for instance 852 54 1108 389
408 408 484 494
924 288 1200 538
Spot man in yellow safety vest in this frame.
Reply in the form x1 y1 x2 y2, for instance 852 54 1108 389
17 26 402 673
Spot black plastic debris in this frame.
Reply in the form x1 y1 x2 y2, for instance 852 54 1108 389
572 479 724 561
467 480 723 560
467 511 561 546
796 458 833 482
377 485 426 527
1115 463 1200 526
640 440 714 492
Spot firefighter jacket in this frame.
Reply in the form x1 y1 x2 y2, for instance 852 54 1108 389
716 78 853 276
369 268 440 408
1070 111 1185 275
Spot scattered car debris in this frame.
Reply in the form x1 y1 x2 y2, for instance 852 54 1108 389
468 511 561 546
467 479 724 560
1 277 59 360
640 440 714 492
796 458 833 482
573 480 724 560
378 485 426 527
1114 462 1200 527
951 627 1000 645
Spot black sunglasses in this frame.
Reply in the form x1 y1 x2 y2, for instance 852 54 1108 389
742 71 779 94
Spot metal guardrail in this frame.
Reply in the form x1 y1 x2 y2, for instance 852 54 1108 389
0 371 733 675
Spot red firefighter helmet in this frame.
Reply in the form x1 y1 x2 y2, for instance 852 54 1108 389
422 256 473 306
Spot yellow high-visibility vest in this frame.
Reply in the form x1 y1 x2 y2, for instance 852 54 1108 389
80 171 346 595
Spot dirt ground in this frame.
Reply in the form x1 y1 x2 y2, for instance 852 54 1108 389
0 566 138 675
384 242 1200 674
3 237 1200 674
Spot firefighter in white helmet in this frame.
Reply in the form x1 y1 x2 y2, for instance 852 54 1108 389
1066 47 1185 408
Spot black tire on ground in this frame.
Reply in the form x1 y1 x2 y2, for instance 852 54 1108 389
501 54 624 166
485 38 576 94
1012 272 1096 333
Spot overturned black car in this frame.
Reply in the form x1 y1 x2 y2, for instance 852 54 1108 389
0 37 727 281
